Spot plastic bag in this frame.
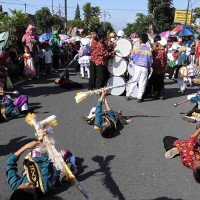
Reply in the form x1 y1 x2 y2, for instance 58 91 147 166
6 76 13 89
178 66 188 78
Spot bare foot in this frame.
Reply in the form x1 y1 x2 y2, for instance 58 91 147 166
126 119 133 124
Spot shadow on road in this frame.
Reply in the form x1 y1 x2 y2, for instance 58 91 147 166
77 155 126 200
0 136 35 156
152 197 182 200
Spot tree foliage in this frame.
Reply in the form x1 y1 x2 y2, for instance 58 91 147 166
83 3 100 27
74 4 81 20
35 7 53 33
0 9 29 32
148 0 175 33
123 14 153 36
123 0 175 35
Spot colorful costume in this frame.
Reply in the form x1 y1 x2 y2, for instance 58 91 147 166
127 44 152 100
49 31 61 71
95 101 117 129
0 95 29 120
23 53 36 78
78 38 91 78
22 24 38 54
163 135 200 169
89 38 113 90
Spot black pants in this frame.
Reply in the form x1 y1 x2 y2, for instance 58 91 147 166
163 136 179 152
96 65 109 89
167 65 175 79
88 61 96 90
144 73 164 97
152 74 164 98
186 104 200 116
88 61 109 90
53 55 60 70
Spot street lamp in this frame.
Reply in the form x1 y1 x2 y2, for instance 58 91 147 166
99 11 111 31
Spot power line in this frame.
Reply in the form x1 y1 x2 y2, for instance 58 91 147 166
0 1 148 12
190 0 200 8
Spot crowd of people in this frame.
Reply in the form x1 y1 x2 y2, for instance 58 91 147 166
3 24 200 199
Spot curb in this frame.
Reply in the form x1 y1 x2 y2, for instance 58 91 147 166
13 79 26 86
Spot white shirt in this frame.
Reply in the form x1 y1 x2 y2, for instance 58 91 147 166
44 50 53 64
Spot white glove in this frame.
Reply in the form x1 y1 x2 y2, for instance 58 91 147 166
187 93 197 100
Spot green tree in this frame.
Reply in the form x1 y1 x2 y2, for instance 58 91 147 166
52 15 65 31
35 7 53 33
74 4 81 20
193 7 200 23
67 19 85 29
83 3 100 28
0 9 29 54
88 16 100 30
100 21 114 34
0 9 29 32
123 13 153 36
148 0 175 33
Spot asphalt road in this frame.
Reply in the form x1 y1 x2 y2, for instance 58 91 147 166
0 68 200 200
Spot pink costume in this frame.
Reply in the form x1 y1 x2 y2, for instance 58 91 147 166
22 24 39 62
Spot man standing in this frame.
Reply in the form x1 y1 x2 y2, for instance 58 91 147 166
145 37 167 100
88 29 115 90
126 34 152 103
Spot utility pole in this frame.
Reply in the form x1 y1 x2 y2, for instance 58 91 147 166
104 11 106 31
52 0 54 16
25 4 26 13
52 0 54 32
58 4 61 17
65 0 67 33
184 0 191 27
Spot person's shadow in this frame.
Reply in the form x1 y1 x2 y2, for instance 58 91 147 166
0 136 35 156
49 155 126 200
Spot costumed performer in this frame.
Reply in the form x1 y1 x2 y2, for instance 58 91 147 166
0 86 32 121
49 31 62 73
163 126 200 182
82 89 132 138
6 130 77 200
78 38 91 79
182 92 200 123
22 24 40 78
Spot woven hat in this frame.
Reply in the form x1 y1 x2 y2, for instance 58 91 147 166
179 46 186 52
109 32 116 38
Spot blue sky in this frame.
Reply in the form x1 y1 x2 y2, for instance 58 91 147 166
1 0 200 31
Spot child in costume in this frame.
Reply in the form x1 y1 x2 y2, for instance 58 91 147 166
23 46 36 80
182 92 200 123
78 38 91 79
0 87 32 121
82 89 132 138
184 47 194 87
6 120 78 200
175 46 187 94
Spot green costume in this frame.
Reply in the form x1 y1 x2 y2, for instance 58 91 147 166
49 31 61 55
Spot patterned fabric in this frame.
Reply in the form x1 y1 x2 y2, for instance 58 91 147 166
194 67 200 76
173 135 200 169
90 39 113 66
152 45 167 75
95 101 117 128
